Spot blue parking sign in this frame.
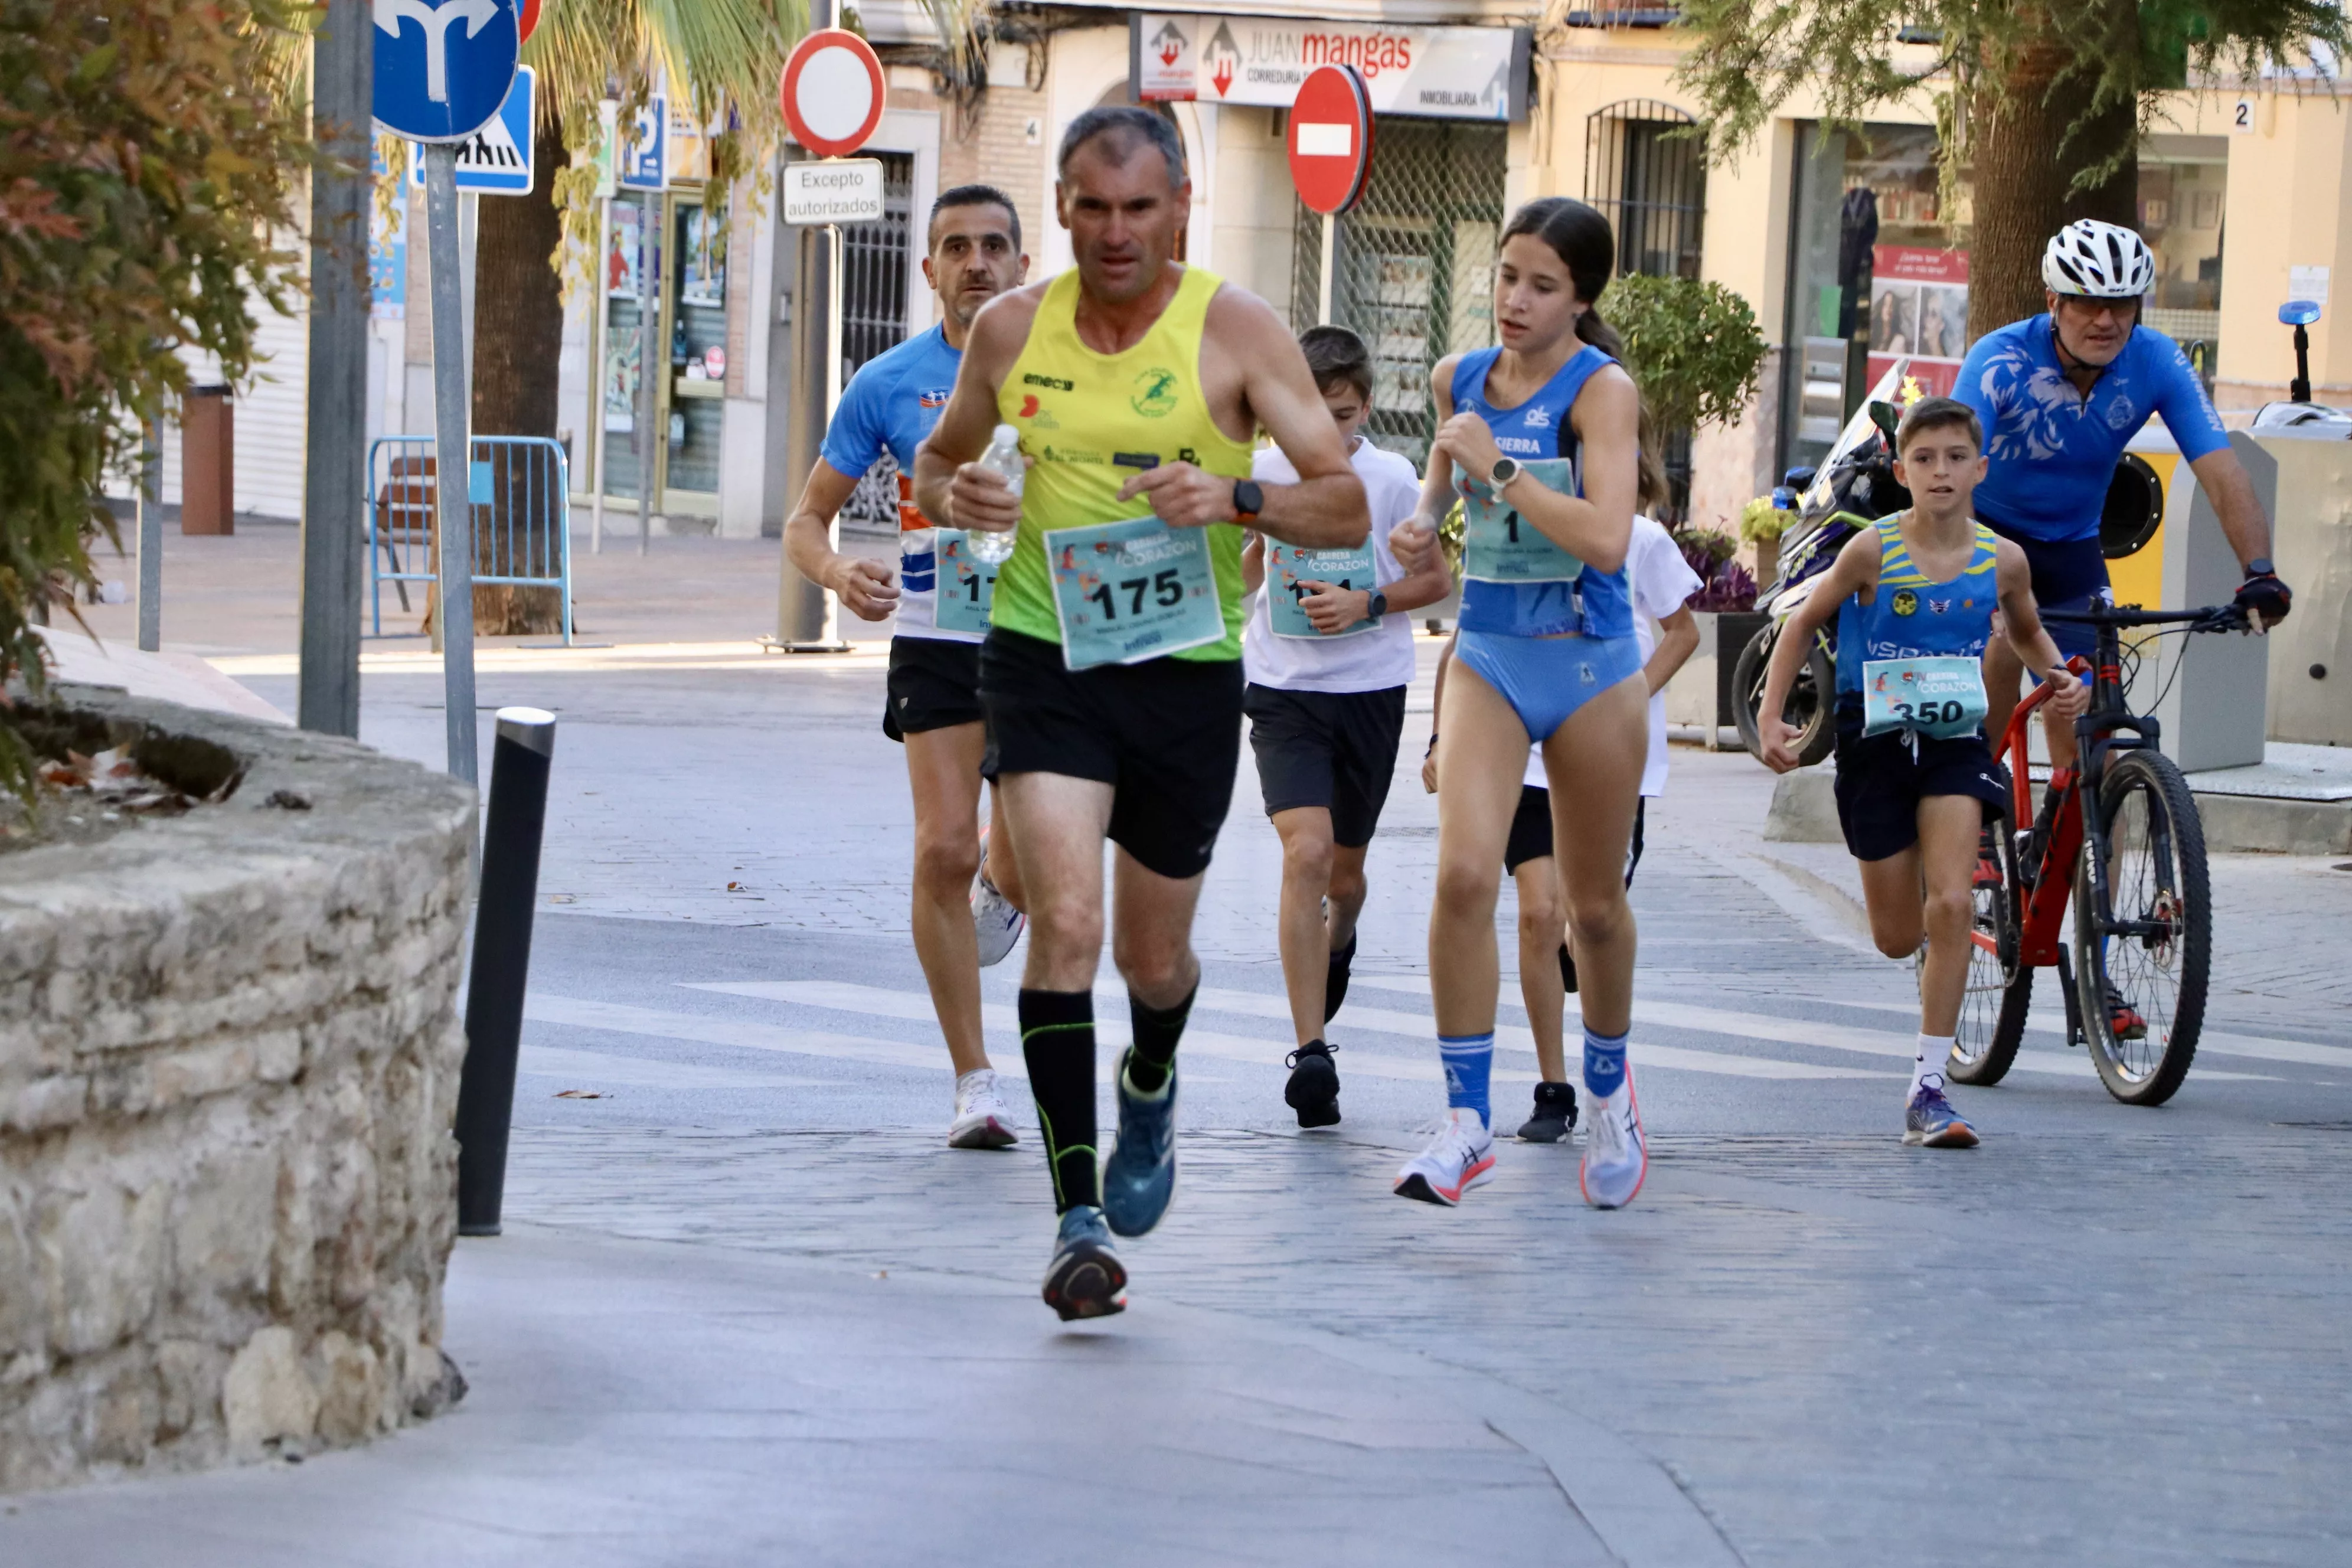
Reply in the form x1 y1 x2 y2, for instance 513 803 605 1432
372 0 520 144
619 96 668 191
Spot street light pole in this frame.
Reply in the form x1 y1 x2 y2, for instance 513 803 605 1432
296 0 371 736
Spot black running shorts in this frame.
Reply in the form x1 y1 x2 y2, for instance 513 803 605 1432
979 628 1244 881
1243 684 1406 849
1832 716 2010 863
883 636 984 741
1502 786 1647 884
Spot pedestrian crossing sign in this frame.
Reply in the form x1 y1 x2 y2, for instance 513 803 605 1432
409 67 535 195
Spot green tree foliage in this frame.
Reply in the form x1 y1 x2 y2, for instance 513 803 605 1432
0 0 313 793
1606 274 1769 437
1673 0 2347 188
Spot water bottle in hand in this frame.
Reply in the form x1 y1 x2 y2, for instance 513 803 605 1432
966 424 1023 566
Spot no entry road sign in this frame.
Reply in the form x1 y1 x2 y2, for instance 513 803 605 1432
372 0 520 143
781 29 885 160
1288 64 1374 217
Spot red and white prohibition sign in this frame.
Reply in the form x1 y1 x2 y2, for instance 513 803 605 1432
1287 64 1374 217
780 28 885 159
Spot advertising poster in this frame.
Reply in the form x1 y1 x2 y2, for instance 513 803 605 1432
606 201 643 299
603 317 640 434
1867 244 1969 398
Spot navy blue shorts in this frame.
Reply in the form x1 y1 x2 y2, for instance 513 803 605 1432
1981 522 2108 659
1832 714 2010 863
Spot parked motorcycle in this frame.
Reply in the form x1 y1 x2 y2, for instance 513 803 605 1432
1732 361 1915 767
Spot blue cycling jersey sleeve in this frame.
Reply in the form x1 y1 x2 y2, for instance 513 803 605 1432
2145 331 2230 465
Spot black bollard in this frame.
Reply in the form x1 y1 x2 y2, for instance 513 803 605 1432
455 706 557 1236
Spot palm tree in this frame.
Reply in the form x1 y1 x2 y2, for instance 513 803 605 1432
465 0 802 633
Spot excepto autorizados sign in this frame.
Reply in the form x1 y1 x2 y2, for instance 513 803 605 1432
783 159 886 226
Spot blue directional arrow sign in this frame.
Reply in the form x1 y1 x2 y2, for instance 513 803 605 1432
372 0 520 144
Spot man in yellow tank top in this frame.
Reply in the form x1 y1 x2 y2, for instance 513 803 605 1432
914 106 1370 1321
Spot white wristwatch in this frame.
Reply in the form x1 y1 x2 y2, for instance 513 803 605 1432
1488 456 1523 491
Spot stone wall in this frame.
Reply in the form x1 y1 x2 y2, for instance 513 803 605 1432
0 687 475 1492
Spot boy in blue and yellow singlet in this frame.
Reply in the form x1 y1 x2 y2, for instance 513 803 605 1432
1757 397 2086 1148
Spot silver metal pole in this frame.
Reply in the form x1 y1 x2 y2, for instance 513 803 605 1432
1317 210 1337 327
294 0 370 732
637 194 655 558
424 142 479 785
136 417 162 652
590 194 608 556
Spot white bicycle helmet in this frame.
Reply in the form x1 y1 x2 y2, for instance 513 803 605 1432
2042 219 2156 299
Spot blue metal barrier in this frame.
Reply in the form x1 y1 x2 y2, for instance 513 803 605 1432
367 435 574 645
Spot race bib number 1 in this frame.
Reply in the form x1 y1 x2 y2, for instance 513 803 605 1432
1863 655 1990 740
932 530 997 634
1461 457 1583 584
1046 516 1225 670
1267 540 1378 639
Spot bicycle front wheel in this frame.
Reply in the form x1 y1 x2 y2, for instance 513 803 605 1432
2074 749 2210 1106
1951 804 2031 1086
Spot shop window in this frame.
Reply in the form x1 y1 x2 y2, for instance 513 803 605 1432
2138 133 2226 391
1289 118 1510 463
1778 123 1958 476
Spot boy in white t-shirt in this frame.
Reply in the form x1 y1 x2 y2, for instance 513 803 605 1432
1423 516 1701 1142
1242 326 1455 1129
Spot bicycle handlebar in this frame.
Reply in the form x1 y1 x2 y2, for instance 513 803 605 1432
2039 602 2249 634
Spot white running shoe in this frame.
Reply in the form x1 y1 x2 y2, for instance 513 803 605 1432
1579 1073 1647 1210
1393 1109 1497 1206
949 1068 1020 1149
971 827 1025 969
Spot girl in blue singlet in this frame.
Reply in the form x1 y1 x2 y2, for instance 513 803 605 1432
1391 197 1667 1213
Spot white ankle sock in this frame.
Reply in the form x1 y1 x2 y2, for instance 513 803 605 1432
1912 1034 1953 1096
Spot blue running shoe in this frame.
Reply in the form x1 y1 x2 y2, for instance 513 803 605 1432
1043 1206 1125 1321
1905 1080 1979 1148
1101 1048 1178 1237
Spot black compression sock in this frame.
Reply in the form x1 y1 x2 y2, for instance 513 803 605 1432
1124 983 1195 1095
1019 989 1099 1213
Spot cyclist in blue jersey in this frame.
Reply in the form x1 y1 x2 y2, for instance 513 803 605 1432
1953 220 2293 763
783 185 1032 1151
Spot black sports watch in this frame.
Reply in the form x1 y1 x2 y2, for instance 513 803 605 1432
1231 478 1263 522
2247 557 2275 576
1367 590 1389 620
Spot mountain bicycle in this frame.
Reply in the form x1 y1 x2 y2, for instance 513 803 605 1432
1950 597 2248 1106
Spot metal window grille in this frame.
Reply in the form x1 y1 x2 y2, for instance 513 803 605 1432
1584 100 1706 280
1290 118 1510 465
840 152 916 531
1585 100 1709 520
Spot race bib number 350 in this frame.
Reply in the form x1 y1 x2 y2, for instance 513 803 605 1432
1461 457 1583 585
1047 516 1224 670
1267 540 1378 639
933 530 997 634
1863 655 1990 740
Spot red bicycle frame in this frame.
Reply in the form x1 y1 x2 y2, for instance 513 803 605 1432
1998 655 2095 967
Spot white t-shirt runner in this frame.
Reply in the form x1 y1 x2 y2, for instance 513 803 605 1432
1241 438 1425 693
1521 515 1702 798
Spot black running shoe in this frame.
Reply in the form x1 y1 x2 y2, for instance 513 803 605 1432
1324 932 1357 1022
1558 941 1578 994
1517 1080 1578 1142
1284 1040 1341 1128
